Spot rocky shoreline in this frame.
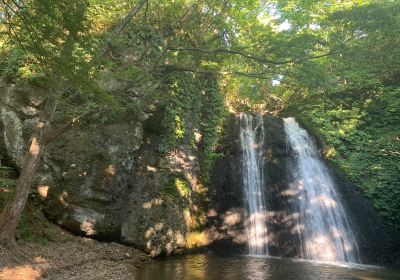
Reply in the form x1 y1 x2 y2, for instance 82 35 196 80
0 225 150 280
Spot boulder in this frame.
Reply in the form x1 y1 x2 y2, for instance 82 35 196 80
0 82 202 256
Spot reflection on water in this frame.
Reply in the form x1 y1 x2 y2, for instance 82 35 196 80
136 254 400 280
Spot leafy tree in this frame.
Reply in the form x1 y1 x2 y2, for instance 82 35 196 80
0 0 146 247
0 0 91 247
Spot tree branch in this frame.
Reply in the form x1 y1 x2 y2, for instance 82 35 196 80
45 109 95 144
97 0 148 58
161 64 271 80
167 35 356 66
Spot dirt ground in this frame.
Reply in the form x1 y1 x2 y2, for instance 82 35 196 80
0 226 150 280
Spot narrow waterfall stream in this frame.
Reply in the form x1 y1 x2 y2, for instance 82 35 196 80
239 114 268 255
283 117 360 263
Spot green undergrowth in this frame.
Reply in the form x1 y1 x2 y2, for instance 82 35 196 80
159 73 225 233
162 174 192 203
285 86 400 231
160 72 225 185
161 173 207 231
0 163 56 245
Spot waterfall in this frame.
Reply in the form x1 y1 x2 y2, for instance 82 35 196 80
283 117 360 263
239 114 268 255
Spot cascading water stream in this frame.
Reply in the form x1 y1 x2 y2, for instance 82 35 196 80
283 117 360 263
239 114 268 255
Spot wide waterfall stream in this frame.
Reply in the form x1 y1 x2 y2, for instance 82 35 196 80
135 114 400 279
283 117 360 263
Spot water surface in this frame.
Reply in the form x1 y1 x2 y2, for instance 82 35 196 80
136 254 400 280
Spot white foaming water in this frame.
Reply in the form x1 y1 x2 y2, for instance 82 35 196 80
240 114 268 255
283 117 360 263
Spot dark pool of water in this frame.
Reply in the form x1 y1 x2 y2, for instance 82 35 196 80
136 254 400 280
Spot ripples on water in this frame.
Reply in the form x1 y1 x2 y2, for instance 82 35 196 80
136 254 400 280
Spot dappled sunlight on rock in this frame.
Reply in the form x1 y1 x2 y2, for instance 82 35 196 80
146 165 157 172
145 227 155 239
222 210 242 227
78 171 87 177
36 185 49 198
72 207 104 236
186 231 209 249
33 256 47 263
122 143 208 256
207 208 218 217
80 220 97 235
105 164 116 176
194 130 202 143
142 198 163 209
144 226 186 257
58 190 69 206
142 201 152 209
155 222 164 231
175 231 185 246
183 208 192 227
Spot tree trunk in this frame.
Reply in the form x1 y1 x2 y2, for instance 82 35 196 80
0 83 61 247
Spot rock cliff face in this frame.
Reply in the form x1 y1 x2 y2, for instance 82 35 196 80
0 82 204 256
0 84 44 168
209 113 400 264
1 82 399 263
207 114 290 254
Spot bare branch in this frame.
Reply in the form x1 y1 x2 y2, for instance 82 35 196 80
45 109 95 144
161 64 271 80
